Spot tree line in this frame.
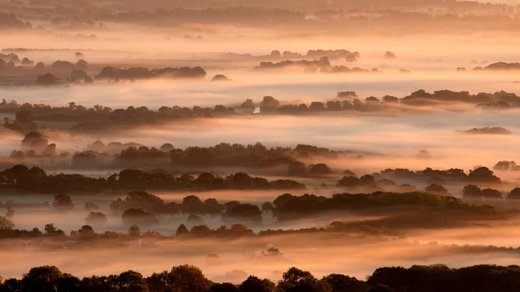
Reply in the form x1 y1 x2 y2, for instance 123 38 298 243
2 264 520 292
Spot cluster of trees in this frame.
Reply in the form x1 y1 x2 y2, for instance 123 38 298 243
0 165 305 193
0 51 207 86
1 101 238 132
68 142 338 177
336 173 435 194
244 90 520 114
113 169 304 191
0 206 379 240
462 185 520 200
481 62 520 71
2 264 520 292
265 49 359 62
0 53 37 74
462 126 512 135
401 89 520 108
95 66 206 80
0 220 68 239
175 223 255 238
118 143 296 168
367 264 520 292
0 209 260 240
494 160 520 171
0 265 346 292
0 54 91 85
35 59 92 85
3 90 520 133
255 57 376 73
15 0 520 33
84 143 335 176
0 189 504 240
17 131 56 155
270 191 491 220
110 191 263 225
3 190 493 240
375 166 501 185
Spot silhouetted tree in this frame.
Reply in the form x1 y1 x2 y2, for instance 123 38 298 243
462 184 482 199
239 276 275 292
35 73 57 85
277 267 328 292
507 187 520 199
467 167 501 184
44 223 65 237
21 266 63 292
176 224 189 236
309 163 331 175
165 265 212 292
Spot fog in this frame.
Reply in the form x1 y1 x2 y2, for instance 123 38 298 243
49 109 519 173
3 0 520 286
1 229 520 282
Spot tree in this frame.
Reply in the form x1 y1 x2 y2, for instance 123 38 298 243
112 191 167 214
181 195 205 214
211 75 230 82
0 216 14 230
35 73 57 85
110 270 148 292
223 204 262 224
146 271 168 291
507 187 520 199
22 131 45 147
21 266 63 292
308 163 331 175
122 208 158 225
259 96 280 113
70 69 89 81
384 51 396 59
240 99 256 114
166 265 211 292
2 278 21 291
44 223 65 237
321 274 365 292
190 225 212 237
77 225 95 238
240 276 275 292
467 167 501 184
176 224 189 236
480 188 502 199
462 185 481 199
76 59 88 70
53 194 73 210
277 267 330 292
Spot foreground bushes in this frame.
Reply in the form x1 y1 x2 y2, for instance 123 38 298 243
2 264 520 292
